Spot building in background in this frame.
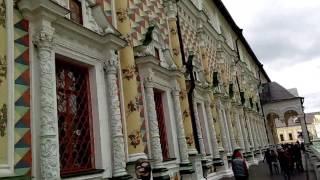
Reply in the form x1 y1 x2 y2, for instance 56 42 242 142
0 0 276 179
261 82 311 144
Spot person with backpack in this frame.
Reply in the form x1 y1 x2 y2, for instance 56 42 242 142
231 149 249 180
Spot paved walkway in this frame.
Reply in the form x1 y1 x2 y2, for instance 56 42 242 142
222 161 316 180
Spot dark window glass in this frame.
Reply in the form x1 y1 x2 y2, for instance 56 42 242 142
70 0 83 24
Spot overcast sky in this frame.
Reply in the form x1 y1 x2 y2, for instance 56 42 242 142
222 0 320 113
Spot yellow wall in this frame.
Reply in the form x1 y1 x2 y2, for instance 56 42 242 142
0 0 8 165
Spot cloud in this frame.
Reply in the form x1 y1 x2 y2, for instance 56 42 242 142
222 0 320 112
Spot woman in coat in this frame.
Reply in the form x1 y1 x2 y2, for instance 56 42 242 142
231 150 249 180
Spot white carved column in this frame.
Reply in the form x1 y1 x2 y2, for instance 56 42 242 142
104 52 129 177
193 101 206 157
205 101 220 158
34 26 61 179
225 104 237 150
172 87 190 164
144 76 164 168
235 107 245 150
244 110 255 150
248 113 258 149
217 101 229 153
240 109 251 152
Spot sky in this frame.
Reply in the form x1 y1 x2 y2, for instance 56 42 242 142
221 0 320 113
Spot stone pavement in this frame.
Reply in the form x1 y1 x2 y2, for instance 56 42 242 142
222 161 316 180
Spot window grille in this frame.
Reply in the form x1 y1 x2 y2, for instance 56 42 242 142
56 59 95 175
153 89 170 161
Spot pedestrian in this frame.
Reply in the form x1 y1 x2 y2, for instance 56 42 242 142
231 149 249 180
294 141 303 172
278 147 291 180
264 148 273 175
270 150 280 175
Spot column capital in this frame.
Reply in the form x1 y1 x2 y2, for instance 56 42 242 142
144 75 154 88
104 51 119 74
163 0 178 20
171 86 180 96
33 26 54 49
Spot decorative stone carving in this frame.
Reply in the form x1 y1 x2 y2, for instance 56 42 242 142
34 26 61 179
163 0 177 20
104 53 128 177
0 0 5 28
172 87 190 164
144 76 163 168
192 101 206 156
84 0 103 34
116 8 128 23
51 0 67 8
205 101 220 158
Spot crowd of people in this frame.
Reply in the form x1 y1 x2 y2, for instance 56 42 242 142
264 141 305 180
230 141 306 180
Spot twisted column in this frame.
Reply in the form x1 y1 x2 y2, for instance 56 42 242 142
172 87 190 164
34 26 60 179
104 53 128 177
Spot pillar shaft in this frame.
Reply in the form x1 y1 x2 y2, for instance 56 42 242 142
144 77 163 168
104 54 128 177
115 0 145 155
172 88 190 164
166 2 196 152
205 101 220 158
240 109 251 152
235 107 245 150
218 103 230 153
193 101 206 156
224 103 237 150
34 26 61 179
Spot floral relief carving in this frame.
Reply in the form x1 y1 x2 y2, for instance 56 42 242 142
116 8 128 23
0 55 7 85
122 65 136 80
128 130 141 148
179 90 186 100
170 27 177 35
0 0 5 28
122 34 133 47
185 134 194 146
182 109 189 120
40 138 59 179
172 48 179 56
0 104 7 137
127 95 140 113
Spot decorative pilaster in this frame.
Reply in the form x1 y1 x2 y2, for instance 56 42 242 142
240 109 251 152
115 0 146 156
172 87 190 164
205 101 220 158
235 108 245 150
193 101 206 157
34 26 60 179
217 101 229 153
164 0 196 152
144 76 163 168
225 103 238 150
244 109 255 150
104 52 129 177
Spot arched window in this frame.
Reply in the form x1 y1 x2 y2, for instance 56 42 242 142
69 0 83 24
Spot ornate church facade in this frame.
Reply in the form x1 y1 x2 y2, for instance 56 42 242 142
0 0 271 179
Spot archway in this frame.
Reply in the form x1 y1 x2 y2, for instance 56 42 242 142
284 110 299 127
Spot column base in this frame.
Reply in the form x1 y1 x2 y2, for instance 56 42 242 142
213 157 224 166
179 162 194 175
110 174 132 180
152 167 170 180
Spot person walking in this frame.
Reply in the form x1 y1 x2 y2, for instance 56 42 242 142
270 150 280 175
264 148 273 175
278 147 291 180
231 149 249 180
